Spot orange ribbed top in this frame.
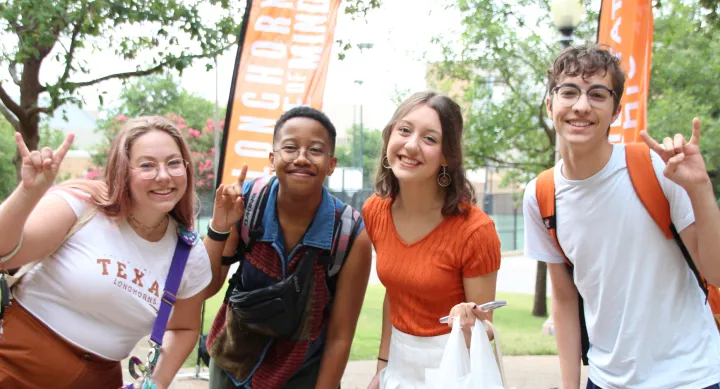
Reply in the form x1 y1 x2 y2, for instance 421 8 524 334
363 194 501 337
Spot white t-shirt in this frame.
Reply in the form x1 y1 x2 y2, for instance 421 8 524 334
523 144 720 389
13 190 212 361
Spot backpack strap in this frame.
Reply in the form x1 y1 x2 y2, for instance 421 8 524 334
240 175 276 252
535 166 590 366
535 168 571 266
323 198 362 295
327 201 362 278
625 143 709 299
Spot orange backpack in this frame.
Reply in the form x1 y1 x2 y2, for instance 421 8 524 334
535 142 720 365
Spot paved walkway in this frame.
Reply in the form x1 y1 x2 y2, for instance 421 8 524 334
127 253 574 388
166 357 588 388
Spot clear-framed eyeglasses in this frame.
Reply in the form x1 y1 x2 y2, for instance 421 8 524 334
551 85 617 108
130 158 189 180
275 145 332 164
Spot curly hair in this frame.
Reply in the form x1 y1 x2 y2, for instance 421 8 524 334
547 44 626 113
272 106 337 152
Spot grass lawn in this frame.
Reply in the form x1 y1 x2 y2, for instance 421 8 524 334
183 284 556 367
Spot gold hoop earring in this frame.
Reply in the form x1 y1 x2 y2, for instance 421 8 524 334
382 156 391 169
438 166 451 187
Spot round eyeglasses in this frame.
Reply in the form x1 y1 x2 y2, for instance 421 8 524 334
275 146 332 164
130 158 189 180
552 85 617 108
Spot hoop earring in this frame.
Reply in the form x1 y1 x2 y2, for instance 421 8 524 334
438 166 451 187
382 156 391 169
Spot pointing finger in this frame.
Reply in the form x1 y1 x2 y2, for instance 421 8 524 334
237 164 248 185
639 130 664 155
690 118 701 146
15 132 31 158
53 134 75 162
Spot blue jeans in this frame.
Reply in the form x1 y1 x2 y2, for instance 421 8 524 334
587 380 720 389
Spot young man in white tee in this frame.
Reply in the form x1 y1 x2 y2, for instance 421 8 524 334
523 44 720 389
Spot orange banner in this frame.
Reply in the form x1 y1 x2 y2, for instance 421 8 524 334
218 0 341 185
597 0 654 144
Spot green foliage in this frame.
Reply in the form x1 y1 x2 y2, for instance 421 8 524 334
647 0 720 201
107 73 221 131
334 125 383 188
0 119 16 200
38 122 71 150
0 0 244 113
435 0 598 187
438 0 719 199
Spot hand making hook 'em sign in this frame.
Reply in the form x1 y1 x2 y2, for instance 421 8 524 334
639 117 710 192
15 132 75 194
210 164 248 232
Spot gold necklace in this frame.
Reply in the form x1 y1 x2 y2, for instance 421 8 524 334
127 214 167 231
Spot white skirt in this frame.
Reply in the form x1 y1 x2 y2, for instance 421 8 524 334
379 326 449 389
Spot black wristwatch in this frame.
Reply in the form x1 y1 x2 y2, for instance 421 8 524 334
207 220 231 242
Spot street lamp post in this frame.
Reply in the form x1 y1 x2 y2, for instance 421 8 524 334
354 79 364 170
550 0 584 49
550 0 584 161
354 43 373 184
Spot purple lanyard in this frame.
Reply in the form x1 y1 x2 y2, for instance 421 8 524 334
124 230 194 388
151 237 191 344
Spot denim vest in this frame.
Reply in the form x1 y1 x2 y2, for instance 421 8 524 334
222 178 364 388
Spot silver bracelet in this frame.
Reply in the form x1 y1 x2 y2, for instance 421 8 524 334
208 219 231 235
0 233 24 264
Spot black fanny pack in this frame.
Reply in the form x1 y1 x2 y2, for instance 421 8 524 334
228 249 318 339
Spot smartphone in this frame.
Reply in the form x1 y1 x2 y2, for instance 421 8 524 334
438 300 507 324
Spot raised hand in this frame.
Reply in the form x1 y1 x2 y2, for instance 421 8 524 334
210 164 248 232
639 118 710 192
16 132 74 193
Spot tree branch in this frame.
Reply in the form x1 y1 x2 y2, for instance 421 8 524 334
27 106 53 117
0 102 20 131
65 45 233 90
538 98 554 145
0 83 26 123
483 155 542 170
8 62 21 85
60 16 85 86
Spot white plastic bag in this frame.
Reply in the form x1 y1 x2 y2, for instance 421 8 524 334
425 318 471 389
425 318 508 389
469 320 505 389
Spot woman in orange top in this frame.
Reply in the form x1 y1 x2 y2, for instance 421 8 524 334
363 91 502 389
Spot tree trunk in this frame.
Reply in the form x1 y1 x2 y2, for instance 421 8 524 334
532 261 548 317
13 56 44 184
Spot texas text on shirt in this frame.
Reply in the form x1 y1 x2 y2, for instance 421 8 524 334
13 189 212 361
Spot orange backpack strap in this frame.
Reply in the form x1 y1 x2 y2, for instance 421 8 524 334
535 168 572 267
625 143 710 301
625 143 673 239
535 167 590 365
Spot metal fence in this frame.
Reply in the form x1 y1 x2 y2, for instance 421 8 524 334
329 188 524 252
197 187 524 252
